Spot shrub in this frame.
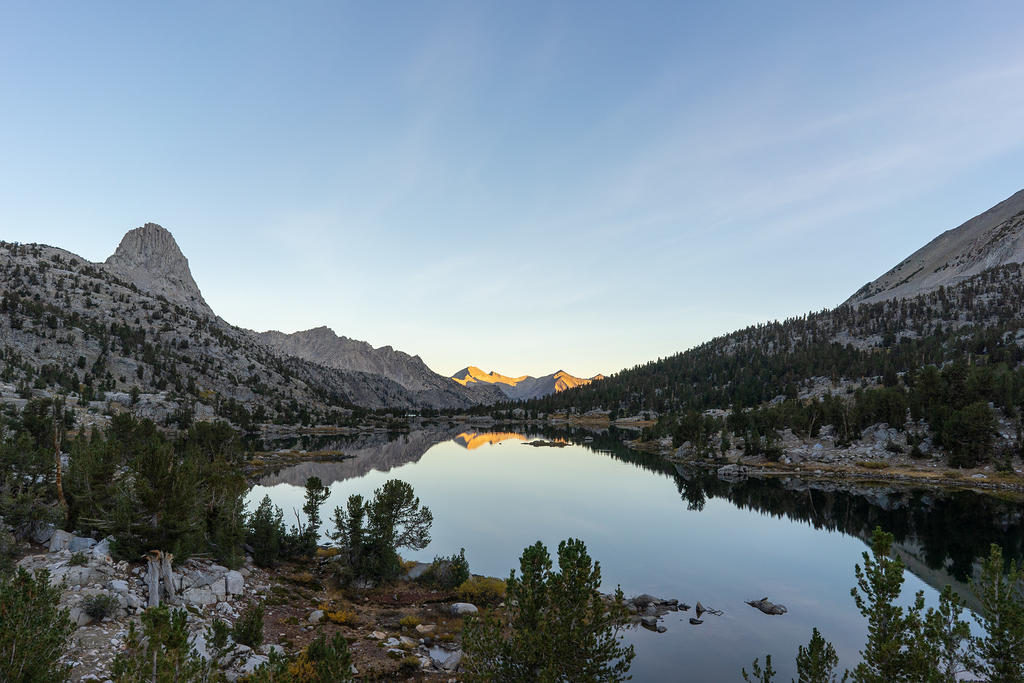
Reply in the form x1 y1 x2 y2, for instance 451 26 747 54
0 568 74 682
69 551 89 566
81 593 120 620
0 525 16 576
763 443 783 462
232 602 264 648
457 576 507 607
111 605 207 682
399 655 420 675
399 615 420 630
420 548 470 590
326 609 359 627
248 631 353 683
204 618 235 664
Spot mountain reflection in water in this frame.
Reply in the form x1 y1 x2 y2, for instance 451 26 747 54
453 432 527 449
255 425 1024 613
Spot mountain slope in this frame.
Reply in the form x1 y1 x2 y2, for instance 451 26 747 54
452 366 603 400
0 225 499 422
257 328 505 407
847 189 1024 306
526 189 1024 419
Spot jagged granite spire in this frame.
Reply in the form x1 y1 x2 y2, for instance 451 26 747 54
104 223 212 315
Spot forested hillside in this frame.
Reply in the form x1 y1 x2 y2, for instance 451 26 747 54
525 263 1024 467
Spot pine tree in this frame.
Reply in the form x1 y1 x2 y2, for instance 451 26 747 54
971 544 1024 682
741 654 777 683
914 585 974 682
849 527 923 682
0 568 74 682
247 495 285 568
462 538 634 682
795 628 846 683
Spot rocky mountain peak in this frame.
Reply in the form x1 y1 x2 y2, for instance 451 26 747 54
104 223 211 315
846 188 1024 306
451 366 603 399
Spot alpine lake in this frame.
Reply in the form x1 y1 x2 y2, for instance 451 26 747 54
246 425 1024 681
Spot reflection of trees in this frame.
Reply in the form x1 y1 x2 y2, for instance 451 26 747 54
661 465 1024 583
260 423 1024 585
678 475 708 512
524 424 1024 583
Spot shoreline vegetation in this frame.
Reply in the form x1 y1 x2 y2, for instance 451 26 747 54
250 413 1024 496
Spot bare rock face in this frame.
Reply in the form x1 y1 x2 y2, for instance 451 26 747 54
257 326 505 407
104 223 212 315
847 188 1024 306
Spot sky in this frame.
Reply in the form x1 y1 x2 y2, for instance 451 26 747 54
2 2 1024 379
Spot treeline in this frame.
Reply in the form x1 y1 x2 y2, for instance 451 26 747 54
0 404 249 567
522 263 1024 418
640 357 1021 469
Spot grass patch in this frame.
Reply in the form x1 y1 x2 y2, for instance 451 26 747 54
856 461 889 470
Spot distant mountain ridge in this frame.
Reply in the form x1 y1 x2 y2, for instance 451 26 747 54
847 188 1024 306
257 328 505 406
452 366 604 401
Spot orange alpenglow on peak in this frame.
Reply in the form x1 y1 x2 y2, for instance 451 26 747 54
450 366 604 400
451 366 528 387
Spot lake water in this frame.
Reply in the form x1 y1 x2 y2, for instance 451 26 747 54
247 426 1024 681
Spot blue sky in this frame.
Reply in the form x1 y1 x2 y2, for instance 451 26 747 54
2 2 1023 378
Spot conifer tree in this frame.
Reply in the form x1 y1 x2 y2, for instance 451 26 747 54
462 538 634 682
795 628 846 683
849 527 923 682
971 544 1024 682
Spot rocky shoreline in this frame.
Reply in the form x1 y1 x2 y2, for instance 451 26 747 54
14 521 721 681
16 526 276 681
631 421 1024 495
